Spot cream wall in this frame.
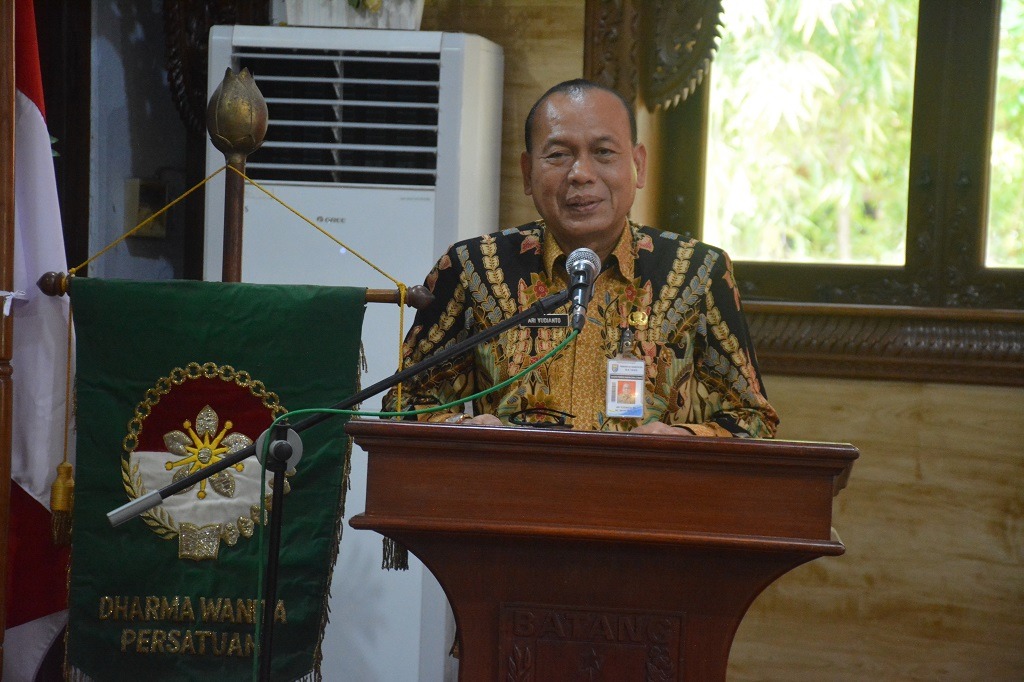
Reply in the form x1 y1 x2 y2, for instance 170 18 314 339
423 3 1024 679
730 376 1024 680
422 0 586 231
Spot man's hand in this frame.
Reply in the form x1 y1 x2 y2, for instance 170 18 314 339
631 422 693 436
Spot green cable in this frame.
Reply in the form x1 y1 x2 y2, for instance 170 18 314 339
251 328 578 677
285 328 578 422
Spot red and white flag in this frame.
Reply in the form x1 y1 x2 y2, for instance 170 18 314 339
4 0 74 678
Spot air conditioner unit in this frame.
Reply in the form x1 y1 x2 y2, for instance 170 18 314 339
203 25 503 681
203 24 503 287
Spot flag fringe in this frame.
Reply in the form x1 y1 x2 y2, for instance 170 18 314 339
309 353 362 681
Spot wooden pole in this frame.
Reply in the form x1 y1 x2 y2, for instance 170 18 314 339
221 157 246 281
0 0 17 668
38 273 435 312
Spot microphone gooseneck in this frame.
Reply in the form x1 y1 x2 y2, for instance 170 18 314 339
565 247 601 332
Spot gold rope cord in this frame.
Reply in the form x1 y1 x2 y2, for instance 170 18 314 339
67 163 409 411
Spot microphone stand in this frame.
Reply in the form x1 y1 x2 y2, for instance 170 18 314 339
105 288 572 680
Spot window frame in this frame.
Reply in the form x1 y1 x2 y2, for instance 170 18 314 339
585 0 1024 386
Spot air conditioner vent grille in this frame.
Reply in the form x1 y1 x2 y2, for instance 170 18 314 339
232 47 441 186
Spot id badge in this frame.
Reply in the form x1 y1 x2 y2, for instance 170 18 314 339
606 357 645 418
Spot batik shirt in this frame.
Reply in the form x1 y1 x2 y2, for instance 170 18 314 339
382 220 778 437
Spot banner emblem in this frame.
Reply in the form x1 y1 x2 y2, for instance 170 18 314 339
122 362 287 560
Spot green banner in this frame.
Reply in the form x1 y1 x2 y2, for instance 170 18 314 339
67 280 365 681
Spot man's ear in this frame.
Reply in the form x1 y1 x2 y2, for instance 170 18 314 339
633 143 648 190
520 151 533 196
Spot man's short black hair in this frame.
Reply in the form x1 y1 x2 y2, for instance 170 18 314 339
524 79 638 153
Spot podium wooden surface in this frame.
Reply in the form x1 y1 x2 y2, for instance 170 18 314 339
347 420 858 681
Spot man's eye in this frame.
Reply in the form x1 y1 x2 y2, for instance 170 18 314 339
545 152 568 160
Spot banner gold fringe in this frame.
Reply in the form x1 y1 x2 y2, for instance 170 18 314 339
382 537 409 571
49 461 74 546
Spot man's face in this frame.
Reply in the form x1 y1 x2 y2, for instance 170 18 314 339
521 89 647 258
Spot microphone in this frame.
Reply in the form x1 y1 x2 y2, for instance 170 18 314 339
565 247 601 332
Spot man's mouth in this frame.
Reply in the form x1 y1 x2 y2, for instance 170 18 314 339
566 196 601 211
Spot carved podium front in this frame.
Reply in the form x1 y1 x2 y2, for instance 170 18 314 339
347 420 858 681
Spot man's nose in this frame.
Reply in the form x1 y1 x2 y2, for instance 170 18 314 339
568 154 596 183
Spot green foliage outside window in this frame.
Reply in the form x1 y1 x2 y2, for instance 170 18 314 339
706 0 915 264
707 0 1022 268
987 0 1024 267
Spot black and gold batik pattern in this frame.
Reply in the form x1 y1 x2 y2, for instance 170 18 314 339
383 221 778 437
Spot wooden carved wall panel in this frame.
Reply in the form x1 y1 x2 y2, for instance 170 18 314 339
746 303 1024 387
584 0 640 104
585 0 723 110
163 0 269 137
640 0 724 109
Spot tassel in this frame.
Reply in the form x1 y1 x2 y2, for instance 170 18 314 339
382 537 408 571
50 461 75 546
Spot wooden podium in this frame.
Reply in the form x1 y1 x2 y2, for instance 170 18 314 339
347 420 858 681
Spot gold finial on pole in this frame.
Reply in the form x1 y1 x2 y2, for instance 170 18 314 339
206 67 268 282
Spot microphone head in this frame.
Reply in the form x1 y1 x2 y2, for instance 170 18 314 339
565 247 601 277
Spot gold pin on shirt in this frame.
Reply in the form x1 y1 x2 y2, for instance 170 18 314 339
627 311 649 329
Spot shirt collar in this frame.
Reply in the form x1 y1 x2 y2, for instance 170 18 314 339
540 220 637 282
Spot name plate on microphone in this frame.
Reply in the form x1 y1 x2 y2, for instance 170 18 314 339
523 314 569 328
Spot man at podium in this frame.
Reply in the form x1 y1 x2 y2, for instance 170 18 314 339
384 79 777 438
